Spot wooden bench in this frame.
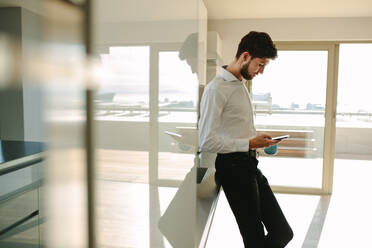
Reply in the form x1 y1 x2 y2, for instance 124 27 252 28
257 129 317 157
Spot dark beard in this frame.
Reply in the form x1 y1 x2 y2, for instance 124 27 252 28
240 60 252 80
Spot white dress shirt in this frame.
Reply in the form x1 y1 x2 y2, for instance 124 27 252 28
198 66 256 154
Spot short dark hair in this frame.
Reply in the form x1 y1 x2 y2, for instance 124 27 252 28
235 31 277 59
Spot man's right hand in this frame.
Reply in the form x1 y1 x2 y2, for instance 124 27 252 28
249 134 280 149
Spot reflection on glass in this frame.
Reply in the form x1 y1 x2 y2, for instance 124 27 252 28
95 45 151 184
158 51 198 183
157 43 198 248
252 50 328 188
98 46 150 122
159 51 198 123
93 0 205 247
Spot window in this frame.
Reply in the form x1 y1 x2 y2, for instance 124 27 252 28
252 48 329 190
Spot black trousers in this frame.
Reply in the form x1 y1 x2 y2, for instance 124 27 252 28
215 152 293 248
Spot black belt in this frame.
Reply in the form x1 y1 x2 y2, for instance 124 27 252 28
217 150 258 159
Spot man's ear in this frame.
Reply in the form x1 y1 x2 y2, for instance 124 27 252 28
240 51 251 63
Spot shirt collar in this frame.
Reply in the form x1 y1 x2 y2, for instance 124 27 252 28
220 65 246 84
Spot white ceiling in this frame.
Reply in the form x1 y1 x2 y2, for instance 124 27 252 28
95 0 372 22
204 0 372 19
0 0 199 22
1 0 372 21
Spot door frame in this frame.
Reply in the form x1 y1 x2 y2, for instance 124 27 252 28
261 42 339 195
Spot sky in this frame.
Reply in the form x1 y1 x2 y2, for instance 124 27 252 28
337 44 372 112
253 45 372 112
252 50 328 109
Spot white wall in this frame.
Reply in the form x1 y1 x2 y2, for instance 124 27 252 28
208 17 372 63
93 20 199 46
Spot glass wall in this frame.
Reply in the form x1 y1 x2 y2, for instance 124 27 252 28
92 0 207 247
318 43 372 248
1 0 211 247
252 49 329 189
336 43 372 159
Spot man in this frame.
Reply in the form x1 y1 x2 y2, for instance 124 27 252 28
198 31 293 247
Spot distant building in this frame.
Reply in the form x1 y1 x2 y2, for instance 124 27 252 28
291 103 299 109
306 103 325 110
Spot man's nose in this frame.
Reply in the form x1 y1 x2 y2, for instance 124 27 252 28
259 67 265 74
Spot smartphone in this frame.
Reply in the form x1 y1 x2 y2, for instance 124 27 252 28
272 135 289 140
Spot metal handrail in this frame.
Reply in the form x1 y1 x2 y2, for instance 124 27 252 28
96 103 372 117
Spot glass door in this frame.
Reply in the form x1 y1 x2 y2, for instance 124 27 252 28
318 43 372 248
251 44 338 194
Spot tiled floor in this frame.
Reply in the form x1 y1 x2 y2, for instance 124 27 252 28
206 158 372 248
